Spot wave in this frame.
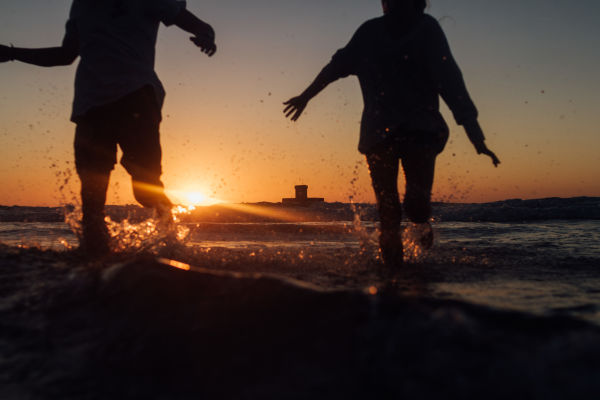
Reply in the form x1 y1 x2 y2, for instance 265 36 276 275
2 251 600 398
433 197 600 222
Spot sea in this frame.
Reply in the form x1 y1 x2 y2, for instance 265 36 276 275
1 197 599 326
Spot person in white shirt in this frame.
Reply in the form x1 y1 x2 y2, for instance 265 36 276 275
0 0 217 255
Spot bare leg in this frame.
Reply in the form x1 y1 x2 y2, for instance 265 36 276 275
74 118 116 255
77 169 111 255
117 87 173 220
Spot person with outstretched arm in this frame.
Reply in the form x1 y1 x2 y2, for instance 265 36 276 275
284 0 499 266
0 0 216 256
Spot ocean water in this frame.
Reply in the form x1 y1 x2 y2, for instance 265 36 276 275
1 216 599 325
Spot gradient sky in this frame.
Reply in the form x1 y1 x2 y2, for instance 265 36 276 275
1 0 599 206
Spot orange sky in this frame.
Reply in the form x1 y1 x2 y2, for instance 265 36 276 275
1 0 599 206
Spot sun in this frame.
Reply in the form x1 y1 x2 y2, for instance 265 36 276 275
167 188 224 207
185 191 207 205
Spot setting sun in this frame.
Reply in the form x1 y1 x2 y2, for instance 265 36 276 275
168 189 223 207
186 191 207 205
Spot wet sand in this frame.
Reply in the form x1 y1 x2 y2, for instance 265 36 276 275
1 244 600 399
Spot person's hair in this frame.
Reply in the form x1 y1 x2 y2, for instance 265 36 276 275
416 0 427 13
384 0 428 13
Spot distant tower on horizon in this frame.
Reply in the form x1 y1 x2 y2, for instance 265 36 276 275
282 185 325 207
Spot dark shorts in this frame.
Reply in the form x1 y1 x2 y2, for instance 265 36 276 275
74 85 163 182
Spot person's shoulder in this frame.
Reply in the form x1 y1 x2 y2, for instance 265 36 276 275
355 16 385 35
361 16 385 29
420 14 444 33
69 0 82 19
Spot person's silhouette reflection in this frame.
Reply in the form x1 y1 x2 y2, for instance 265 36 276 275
284 0 499 266
1 0 216 255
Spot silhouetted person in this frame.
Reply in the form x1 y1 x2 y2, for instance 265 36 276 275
284 0 499 266
0 0 216 255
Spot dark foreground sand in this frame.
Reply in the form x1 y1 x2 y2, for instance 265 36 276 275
1 245 599 399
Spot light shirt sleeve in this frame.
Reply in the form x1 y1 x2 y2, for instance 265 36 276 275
147 0 186 26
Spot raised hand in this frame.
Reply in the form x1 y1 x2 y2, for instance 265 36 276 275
0 44 13 62
283 95 309 121
190 35 216 57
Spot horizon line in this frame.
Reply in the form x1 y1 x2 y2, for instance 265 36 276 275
1 195 598 209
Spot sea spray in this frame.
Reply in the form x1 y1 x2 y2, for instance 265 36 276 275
349 199 380 259
349 197 433 264
63 204 192 253
402 222 433 262
348 159 381 262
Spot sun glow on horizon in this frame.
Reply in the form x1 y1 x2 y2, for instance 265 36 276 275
168 189 223 207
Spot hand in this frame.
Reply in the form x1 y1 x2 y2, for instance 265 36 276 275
480 147 501 167
190 36 216 57
283 95 310 121
0 44 13 63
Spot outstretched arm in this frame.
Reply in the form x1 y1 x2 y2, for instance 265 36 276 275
0 45 78 66
284 25 365 121
424 18 499 167
173 9 217 57
0 21 78 66
283 64 340 121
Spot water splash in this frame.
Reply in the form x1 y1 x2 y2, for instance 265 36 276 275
402 222 433 262
349 199 380 263
63 204 193 254
63 205 83 240
58 238 74 251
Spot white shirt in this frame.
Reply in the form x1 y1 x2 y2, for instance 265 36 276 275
65 0 186 121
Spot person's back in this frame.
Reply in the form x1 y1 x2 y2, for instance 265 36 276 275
351 15 439 122
310 12 480 154
69 0 188 120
